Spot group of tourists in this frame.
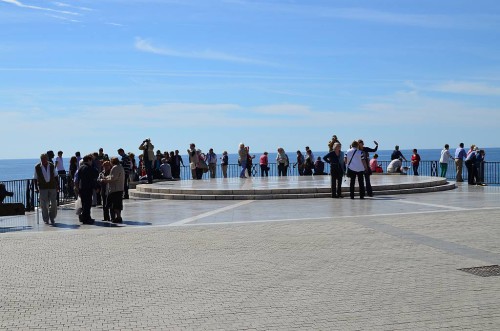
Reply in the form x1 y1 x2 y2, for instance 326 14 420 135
322 136 379 199
440 143 486 185
30 137 488 224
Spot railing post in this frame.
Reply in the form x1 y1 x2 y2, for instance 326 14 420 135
431 161 438 177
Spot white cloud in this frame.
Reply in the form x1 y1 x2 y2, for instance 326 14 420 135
135 37 272 65
432 81 500 96
105 22 124 27
222 1 496 29
359 91 500 125
0 0 80 15
51 1 93 11
253 104 312 116
47 14 81 23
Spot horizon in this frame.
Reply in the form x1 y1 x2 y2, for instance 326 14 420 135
1 146 498 162
2 0 500 159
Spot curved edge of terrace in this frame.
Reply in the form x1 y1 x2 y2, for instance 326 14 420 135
130 175 456 200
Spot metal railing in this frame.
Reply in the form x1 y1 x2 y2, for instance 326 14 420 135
1 175 76 212
0 161 495 211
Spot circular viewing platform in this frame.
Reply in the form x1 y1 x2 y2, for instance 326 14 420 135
130 175 455 200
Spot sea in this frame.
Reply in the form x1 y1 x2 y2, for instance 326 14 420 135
1 148 499 182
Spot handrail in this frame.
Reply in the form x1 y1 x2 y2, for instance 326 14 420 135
0 160 495 210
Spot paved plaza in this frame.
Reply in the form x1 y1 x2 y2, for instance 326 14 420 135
0 179 499 330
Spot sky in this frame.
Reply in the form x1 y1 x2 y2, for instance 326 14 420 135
1 0 500 159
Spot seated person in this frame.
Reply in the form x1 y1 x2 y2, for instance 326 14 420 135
0 183 14 203
159 158 173 179
313 157 326 175
370 154 383 173
387 158 403 174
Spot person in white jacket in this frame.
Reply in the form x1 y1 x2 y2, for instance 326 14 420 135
439 144 454 178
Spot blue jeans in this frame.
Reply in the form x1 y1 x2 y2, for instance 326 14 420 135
240 161 247 177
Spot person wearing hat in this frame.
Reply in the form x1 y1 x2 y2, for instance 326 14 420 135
221 151 229 178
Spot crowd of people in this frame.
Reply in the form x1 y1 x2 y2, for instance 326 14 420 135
29 137 487 224
31 141 184 226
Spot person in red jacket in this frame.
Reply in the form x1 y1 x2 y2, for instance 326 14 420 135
411 149 421 176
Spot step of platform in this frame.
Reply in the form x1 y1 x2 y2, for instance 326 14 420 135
129 176 455 200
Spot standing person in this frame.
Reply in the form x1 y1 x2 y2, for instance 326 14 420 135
411 149 421 176
238 143 248 178
259 152 269 177
314 157 326 175
305 146 315 162
475 149 486 185
55 151 66 195
68 156 78 198
276 147 289 176
303 150 314 176
139 138 155 184
246 148 256 177
345 141 366 199
128 153 137 182
173 150 184 179
97 161 114 222
357 139 378 197
187 143 199 180
465 145 477 185
34 153 59 225
328 135 340 152
323 142 345 198
454 143 466 182
46 150 55 164
75 151 82 165
75 155 99 224
221 151 229 178
294 151 305 176
439 144 454 178
168 151 176 178
206 148 217 178
100 157 125 224
117 148 131 199
391 145 407 161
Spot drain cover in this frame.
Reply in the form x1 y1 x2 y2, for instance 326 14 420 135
458 265 500 277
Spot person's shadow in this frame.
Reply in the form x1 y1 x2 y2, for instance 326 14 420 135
0 225 33 233
91 220 152 227
51 223 80 229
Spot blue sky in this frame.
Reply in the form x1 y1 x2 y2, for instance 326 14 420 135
1 0 500 159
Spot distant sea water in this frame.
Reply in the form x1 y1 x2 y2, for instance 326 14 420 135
1 148 499 182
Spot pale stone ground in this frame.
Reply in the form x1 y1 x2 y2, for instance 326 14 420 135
0 183 499 330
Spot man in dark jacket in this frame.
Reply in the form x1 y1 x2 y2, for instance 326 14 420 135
358 139 378 197
75 155 99 224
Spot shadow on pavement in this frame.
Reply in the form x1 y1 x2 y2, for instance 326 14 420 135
52 223 80 229
0 225 33 234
